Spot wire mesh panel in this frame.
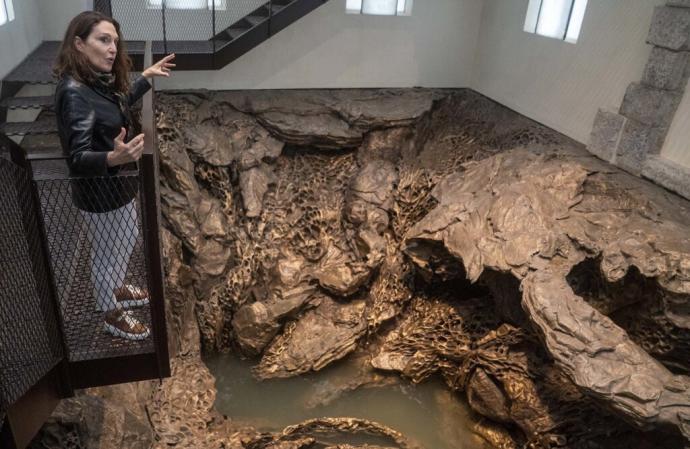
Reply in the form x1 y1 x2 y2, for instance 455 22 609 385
0 159 63 417
112 0 216 41
109 0 268 42
33 161 154 362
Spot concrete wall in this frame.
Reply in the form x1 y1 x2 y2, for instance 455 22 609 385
157 0 484 90
0 0 43 79
37 0 92 41
472 0 663 143
661 78 690 169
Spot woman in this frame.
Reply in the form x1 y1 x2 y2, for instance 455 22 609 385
54 11 175 341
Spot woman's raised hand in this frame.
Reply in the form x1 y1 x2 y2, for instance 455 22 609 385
142 53 176 79
107 128 145 167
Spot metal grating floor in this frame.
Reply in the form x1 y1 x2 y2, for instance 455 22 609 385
36 174 155 362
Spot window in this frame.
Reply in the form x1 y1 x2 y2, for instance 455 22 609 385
524 0 588 43
346 0 413 16
0 0 15 26
146 0 226 10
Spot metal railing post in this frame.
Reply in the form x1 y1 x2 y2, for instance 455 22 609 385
162 0 168 55
93 0 113 16
212 0 216 45
268 0 273 36
140 41 171 380
212 0 217 68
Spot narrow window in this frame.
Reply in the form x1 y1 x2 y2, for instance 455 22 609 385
346 0 412 16
0 0 15 27
524 0 588 43
147 0 227 11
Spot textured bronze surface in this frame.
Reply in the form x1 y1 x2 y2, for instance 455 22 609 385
29 89 690 449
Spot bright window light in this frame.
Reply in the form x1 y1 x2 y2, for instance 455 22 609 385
147 0 226 10
0 0 15 26
524 0 588 43
346 0 412 16
565 0 588 43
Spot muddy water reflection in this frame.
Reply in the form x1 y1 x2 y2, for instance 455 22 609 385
205 353 490 449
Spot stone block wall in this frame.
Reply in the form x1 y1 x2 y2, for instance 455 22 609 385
587 1 690 199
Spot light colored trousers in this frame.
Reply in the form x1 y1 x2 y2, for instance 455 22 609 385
80 201 139 312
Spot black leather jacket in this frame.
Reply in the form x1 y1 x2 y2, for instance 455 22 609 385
55 74 151 213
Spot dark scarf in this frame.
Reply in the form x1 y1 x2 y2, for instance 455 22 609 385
92 71 133 136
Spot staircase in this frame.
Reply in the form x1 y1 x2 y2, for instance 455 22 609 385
116 0 330 70
0 1 333 446
0 0 330 152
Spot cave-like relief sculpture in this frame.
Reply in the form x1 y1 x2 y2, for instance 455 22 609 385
32 89 690 449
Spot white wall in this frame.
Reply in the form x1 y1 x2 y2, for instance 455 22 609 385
37 0 91 41
0 0 44 80
472 0 662 143
158 0 484 90
661 78 690 169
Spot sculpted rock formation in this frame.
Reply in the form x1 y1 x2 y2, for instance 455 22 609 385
403 148 690 442
156 89 689 447
254 296 367 379
257 417 425 449
523 271 690 436
215 89 438 149
33 89 690 449
27 395 153 449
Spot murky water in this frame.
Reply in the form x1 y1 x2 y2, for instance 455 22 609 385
205 353 491 449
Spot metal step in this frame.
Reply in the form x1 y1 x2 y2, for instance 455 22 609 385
0 118 57 136
227 27 251 39
22 144 63 157
1 96 54 110
3 42 59 84
245 15 267 26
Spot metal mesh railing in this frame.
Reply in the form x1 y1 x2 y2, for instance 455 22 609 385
108 0 267 41
31 160 155 362
0 158 63 417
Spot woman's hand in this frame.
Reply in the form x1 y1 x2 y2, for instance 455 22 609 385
142 53 176 79
107 128 145 167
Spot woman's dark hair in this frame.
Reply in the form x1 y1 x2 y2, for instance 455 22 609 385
53 11 132 94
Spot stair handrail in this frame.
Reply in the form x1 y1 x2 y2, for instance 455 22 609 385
269 0 273 36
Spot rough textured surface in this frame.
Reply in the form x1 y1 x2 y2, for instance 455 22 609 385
587 108 626 162
619 82 681 129
642 46 690 90
647 5 690 51
615 118 663 175
403 147 690 442
214 90 438 149
35 88 690 449
260 417 425 449
254 296 368 379
157 88 690 447
523 270 690 433
590 5 690 198
28 395 153 449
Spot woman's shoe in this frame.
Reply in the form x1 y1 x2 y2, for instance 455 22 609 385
104 309 150 341
114 284 150 308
